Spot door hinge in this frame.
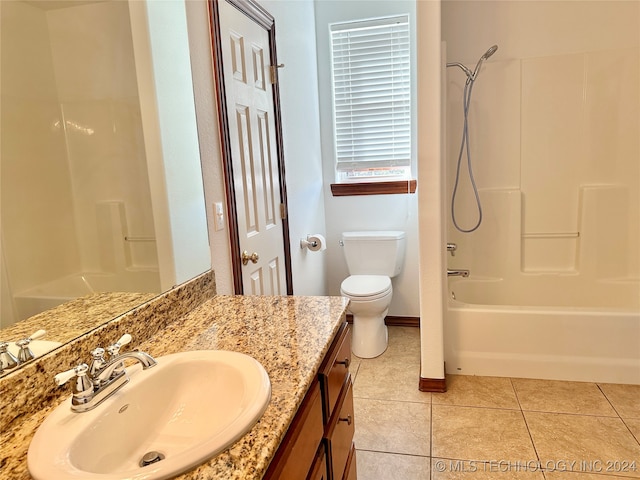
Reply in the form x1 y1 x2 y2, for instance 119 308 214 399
270 63 284 84
280 203 287 219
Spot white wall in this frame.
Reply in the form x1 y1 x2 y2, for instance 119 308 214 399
184 1 234 294
261 0 328 296
129 0 211 290
416 0 446 381
314 0 420 316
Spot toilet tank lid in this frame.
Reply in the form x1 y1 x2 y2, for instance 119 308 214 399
342 231 405 241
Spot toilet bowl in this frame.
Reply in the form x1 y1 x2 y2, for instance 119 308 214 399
340 231 406 359
340 275 393 358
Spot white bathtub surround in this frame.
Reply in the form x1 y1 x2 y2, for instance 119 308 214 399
441 2 639 387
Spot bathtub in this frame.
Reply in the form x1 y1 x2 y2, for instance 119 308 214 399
13 271 160 321
445 277 640 385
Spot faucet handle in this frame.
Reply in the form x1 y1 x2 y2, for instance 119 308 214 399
55 363 89 386
106 334 132 357
0 341 20 372
55 364 94 408
106 334 132 378
15 329 47 363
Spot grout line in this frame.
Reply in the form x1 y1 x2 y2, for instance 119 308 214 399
430 390 434 480
597 383 625 419
619 417 640 448
511 377 542 464
356 447 431 459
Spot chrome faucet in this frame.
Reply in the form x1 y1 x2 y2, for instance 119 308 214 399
0 342 19 374
447 269 470 277
55 334 157 413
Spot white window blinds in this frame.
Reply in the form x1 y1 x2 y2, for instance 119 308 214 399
330 15 411 174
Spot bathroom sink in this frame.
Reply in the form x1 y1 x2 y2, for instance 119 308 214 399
28 350 271 480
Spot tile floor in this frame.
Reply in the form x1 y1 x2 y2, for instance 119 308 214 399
351 327 640 480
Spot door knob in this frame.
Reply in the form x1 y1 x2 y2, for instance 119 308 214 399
241 250 259 265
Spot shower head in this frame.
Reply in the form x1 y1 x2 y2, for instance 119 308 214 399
446 44 499 82
481 45 498 60
471 44 498 80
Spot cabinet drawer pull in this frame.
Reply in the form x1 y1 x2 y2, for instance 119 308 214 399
338 415 352 425
336 358 350 368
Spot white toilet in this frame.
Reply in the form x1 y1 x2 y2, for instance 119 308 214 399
340 231 406 358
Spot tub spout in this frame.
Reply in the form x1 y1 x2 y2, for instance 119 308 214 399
447 269 469 278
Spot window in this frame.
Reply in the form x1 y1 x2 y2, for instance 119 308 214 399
330 15 411 184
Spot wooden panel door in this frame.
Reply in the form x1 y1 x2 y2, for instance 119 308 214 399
213 0 291 295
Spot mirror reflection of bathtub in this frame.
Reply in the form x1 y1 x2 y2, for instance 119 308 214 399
13 271 160 321
445 276 640 384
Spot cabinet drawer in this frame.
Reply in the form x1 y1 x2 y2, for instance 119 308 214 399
319 324 351 423
306 442 329 480
264 381 324 480
343 443 357 480
326 378 355 480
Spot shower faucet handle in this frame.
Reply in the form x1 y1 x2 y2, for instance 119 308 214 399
446 243 457 256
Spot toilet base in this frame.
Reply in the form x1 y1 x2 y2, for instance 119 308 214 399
352 315 388 358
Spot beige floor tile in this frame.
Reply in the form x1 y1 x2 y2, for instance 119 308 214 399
431 375 520 410
385 326 421 356
354 398 431 456
432 405 536 462
598 384 640 419
624 418 640 444
352 326 420 360
356 450 430 480
432 458 545 480
512 378 617 416
524 411 640 478
354 352 431 403
350 355 362 381
545 471 640 480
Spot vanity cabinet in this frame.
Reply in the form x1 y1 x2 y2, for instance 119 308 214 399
264 322 356 480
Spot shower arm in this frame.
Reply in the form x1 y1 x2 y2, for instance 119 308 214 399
446 61 473 79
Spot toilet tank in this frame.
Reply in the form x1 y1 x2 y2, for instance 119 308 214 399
342 231 406 277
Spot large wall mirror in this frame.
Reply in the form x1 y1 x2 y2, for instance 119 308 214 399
0 0 211 375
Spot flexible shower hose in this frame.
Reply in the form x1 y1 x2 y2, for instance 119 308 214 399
451 77 483 233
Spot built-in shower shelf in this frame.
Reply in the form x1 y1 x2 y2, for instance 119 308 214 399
521 232 580 238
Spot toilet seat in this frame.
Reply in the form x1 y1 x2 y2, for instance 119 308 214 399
340 275 391 299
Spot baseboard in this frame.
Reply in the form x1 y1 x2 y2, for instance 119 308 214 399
345 314 420 328
385 315 419 327
419 376 447 393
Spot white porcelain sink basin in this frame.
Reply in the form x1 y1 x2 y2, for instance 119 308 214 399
28 350 271 480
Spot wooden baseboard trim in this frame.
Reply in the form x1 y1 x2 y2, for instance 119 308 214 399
385 316 419 327
345 315 420 328
419 376 447 393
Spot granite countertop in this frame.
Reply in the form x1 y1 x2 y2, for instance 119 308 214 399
2 293 348 480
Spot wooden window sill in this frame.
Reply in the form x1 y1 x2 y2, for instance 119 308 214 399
330 180 417 197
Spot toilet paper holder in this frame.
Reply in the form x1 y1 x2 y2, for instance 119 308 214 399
300 234 326 251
